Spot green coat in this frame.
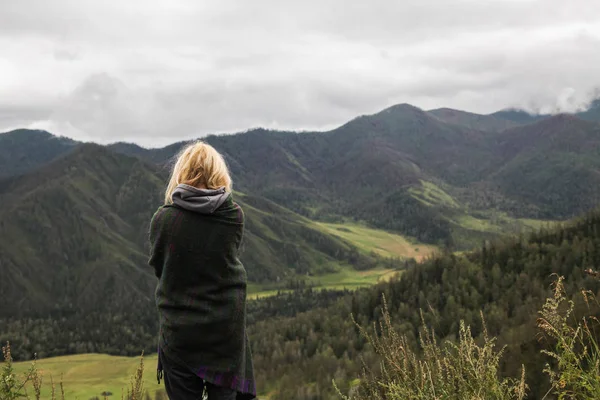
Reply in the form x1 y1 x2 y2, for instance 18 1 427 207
149 194 256 398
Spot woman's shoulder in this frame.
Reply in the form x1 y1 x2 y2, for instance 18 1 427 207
150 205 184 227
232 201 244 223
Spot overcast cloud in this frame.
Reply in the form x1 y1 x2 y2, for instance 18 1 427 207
1 0 600 146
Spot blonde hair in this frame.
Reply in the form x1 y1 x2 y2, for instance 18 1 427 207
164 141 232 204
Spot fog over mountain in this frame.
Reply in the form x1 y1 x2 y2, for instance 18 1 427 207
1 0 600 146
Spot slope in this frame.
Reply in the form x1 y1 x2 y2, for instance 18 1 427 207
486 114 600 218
428 107 519 132
0 144 391 319
111 104 502 245
490 96 600 125
9 101 600 250
0 144 163 317
11 208 600 399
489 109 547 124
578 98 600 122
243 209 600 399
0 129 78 178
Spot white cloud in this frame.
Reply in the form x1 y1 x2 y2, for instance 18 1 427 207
0 0 599 146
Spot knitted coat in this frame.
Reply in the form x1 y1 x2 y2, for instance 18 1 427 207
149 190 256 399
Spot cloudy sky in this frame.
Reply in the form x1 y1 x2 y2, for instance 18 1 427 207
1 0 600 146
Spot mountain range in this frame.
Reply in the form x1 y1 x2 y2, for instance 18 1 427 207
1 99 600 321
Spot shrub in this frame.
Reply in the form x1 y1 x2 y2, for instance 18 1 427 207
1 342 44 400
537 276 600 399
338 296 527 400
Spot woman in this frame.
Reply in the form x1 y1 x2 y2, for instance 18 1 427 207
149 141 256 400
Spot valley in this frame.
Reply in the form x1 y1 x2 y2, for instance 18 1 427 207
2 99 600 399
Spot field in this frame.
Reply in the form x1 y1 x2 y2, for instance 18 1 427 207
11 351 274 400
247 221 438 298
316 221 438 261
248 267 401 299
12 353 163 399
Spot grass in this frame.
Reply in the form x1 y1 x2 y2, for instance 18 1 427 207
315 221 438 261
248 267 401 299
454 212 549 235
304 267 400 290
247 221 437 299
338 296 527 400
12 353 162 399
339 275 600 399
10 352 277 400
408 180 460 209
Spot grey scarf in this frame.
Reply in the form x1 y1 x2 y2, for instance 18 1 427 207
171 184 231 214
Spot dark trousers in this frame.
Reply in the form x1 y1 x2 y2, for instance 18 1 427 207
160 350 237 400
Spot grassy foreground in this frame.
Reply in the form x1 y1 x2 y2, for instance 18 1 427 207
11 352 275 400
12 353 162 399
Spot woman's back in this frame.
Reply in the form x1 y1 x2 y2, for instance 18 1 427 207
149 142 256 399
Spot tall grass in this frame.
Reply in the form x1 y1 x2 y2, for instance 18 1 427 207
341 274 600 400
537 276 600 399
1 342 47 400
336 296 526 400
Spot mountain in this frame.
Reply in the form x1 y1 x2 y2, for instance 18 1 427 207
7 196 600 398
486 115 600 217
3 101 600 396
427 107 519 132
110 105 506 245
0 129 78 178
578 98 600 123
0 144 384 318
108 106 544 247
489 108 547 124
4 100 600 251
490 97 600 125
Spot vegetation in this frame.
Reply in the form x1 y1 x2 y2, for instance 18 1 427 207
4 343 156 400
341 298 527 400
0 129 77 179
538 276 600 399
3 207 600 397
340 273 600 400
6 274 599 400
245 210 600 399
3 205 600 398
0 144 401 322
1 342 45 400
315 221 437 261
2 102 600 399
7 103 600 251
427 107 519 132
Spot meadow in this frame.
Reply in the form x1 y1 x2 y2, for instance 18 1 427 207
12 353 163 400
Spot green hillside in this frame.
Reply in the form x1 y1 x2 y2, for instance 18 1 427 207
0 143 423 362
2 100 600 399
428 107 519 132
0 143 399 317
9 209 600 399
0 129 78 179
244 209 600 399
6 100 600 251
315 221 437 260
107 104 600 249
488 115 600 217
